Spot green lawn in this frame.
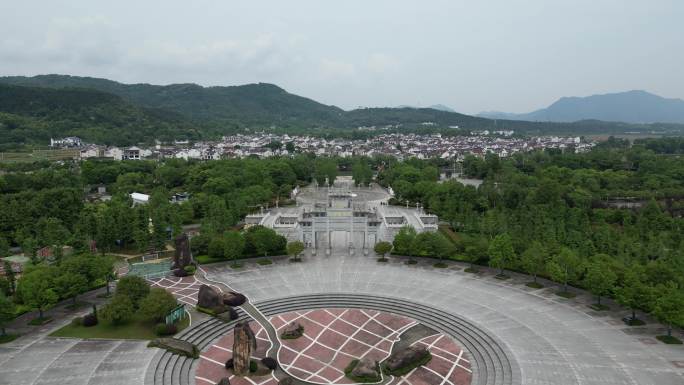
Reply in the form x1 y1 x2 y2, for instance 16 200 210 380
50 314 189 340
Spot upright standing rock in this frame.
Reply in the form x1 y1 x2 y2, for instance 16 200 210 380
173 233 192 269
232 322 256 376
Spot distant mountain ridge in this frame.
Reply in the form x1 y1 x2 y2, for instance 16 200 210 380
0 74 344 126
479 90 684 124
396 104 456 113
1 74 683 148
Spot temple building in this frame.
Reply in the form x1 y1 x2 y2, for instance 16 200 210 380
245 187 437 251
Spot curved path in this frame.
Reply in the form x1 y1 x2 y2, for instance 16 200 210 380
150 294 503 385
188 252 684 385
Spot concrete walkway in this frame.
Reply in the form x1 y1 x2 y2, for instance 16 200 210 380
200 251 684 385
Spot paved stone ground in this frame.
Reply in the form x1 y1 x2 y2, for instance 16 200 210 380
3 251 684 385
194 308 470 385
202 252 684 385
0 287 152 385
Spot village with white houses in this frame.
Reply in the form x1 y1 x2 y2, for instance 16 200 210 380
51 131 594 162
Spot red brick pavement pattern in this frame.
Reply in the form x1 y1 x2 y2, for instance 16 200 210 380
194 308 471 385
148 276 219 306
387 334 472 385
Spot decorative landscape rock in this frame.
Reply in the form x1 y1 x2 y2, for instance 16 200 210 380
224 358 233 369
173 233 193 269
216 378 231 385
173 268 188 277
222 291 247 306
147 338 199 358
351 358 380 380
198 285 221 309
280 321 304 339
232 322 257 376
383 346 431 375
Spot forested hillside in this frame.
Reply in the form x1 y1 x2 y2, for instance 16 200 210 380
2 75 683 144
0 84 200 148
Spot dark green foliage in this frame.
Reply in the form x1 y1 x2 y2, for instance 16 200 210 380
115 276 150 310
155 323 178 336
16 265 59 319
138 288 178 322
82 313 98 327
656 335 682 344
101 295 135 325
286 241 304 262
0 293 14 335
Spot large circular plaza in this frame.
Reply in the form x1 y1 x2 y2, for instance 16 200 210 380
140 252 684 385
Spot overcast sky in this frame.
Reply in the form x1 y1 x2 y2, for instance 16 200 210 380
0 0 682 114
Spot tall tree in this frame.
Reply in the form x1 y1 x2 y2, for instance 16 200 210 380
393 226 417 257
583 259 617 306
488 233 515 276
615 264 652 322
287 241 305 262
521 241 546 284
54 271 88 305
652 283 684 338
18 266 58 319
224 231 246 267
374 241 393 262
546 247 581 294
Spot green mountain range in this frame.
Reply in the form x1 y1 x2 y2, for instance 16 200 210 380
479 90 684 124
0 74 683 148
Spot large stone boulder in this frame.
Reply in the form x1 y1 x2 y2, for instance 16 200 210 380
351 358 380 380
280 321 304 339
384 346 431 375
147 338 199 358
216 378 231 385
198 285 221 309
232 322 256 376
222 292 247 306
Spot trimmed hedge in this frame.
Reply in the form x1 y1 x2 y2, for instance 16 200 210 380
83 313 98 327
